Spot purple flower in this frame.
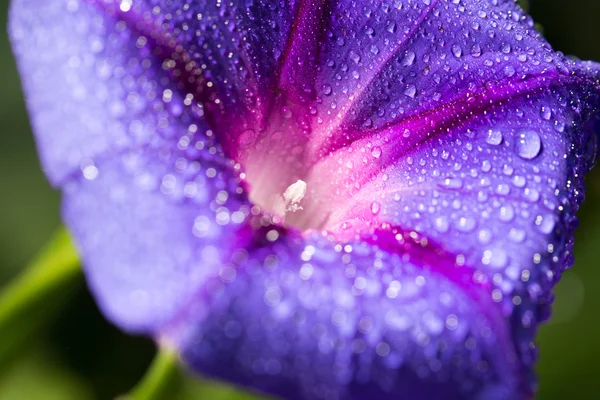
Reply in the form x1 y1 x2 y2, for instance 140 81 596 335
8 0 600 399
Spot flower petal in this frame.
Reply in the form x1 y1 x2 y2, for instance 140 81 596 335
308 61 600 370
9 0 297 182
165 229 527 400
310 0 567 148
10 0 158 183
61 136 251 331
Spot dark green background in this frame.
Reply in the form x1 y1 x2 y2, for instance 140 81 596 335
0 0 599 398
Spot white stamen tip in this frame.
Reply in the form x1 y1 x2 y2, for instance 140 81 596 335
283 180 307 212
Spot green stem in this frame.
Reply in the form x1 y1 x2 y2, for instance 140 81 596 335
0 227 80 363
123 347 179 400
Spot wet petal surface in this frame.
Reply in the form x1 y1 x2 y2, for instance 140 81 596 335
169 230 521 400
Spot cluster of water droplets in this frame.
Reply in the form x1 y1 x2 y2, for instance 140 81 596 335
177 230 518 399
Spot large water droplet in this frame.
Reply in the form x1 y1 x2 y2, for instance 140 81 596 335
515 129 542 160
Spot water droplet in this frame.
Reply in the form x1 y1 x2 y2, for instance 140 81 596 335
496 183 510 195
371 146 382 159
524 187 540 202
540 106 552 121
515 129 542 160
280 106 292 119
499 204 515 222
402 51 416 66
504 65 516 77
441 177 463 189
481 160 492 172
471 44 482 57
536 214 556 234
478 229 493 244
435 216 449 233
387 21 397 33
371 202 381 214
456 216 476 232
451 44 462 58
509 228 526 243
486 129 503 146
404 85 417 98
482 248 508 268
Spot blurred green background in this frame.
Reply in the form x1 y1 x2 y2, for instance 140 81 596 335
0 0 599 399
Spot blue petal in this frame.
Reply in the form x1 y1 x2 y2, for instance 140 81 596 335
167 230 525 400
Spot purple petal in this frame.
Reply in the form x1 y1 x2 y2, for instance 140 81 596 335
10 0 172 183
61 142 250 332
9 0 296 183
306 62 600 371
166 229 524 400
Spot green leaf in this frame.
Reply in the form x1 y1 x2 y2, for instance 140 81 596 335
0 348 93 400
0 227 80 365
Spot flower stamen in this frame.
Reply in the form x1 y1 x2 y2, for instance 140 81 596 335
282 180 307 213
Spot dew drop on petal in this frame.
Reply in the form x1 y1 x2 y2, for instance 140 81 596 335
434 216 449 233
404 85 417 98
499 204 515 222
402 51 416 66
455 216 476 232
515 129 542 159
536 214 557 234
470 44 482 57
485 129 503 146
371 202 381 215
540 106 552 121
441 177 463 189
509 228 527 243
451 44 462 58
478 229 493 244
371 146 382 159
482 248 508 268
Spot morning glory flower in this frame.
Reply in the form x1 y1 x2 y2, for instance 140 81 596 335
8 0 600 399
